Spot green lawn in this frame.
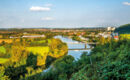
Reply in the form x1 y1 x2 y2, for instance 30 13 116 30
0 46 6 54
0 58 9 64
36 40 46 43
26 46 49 56
31 40 46 44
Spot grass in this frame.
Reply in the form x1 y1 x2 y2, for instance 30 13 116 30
31 40 46 44
0 58 9 64
26 46 49 56
35 40 46 43
120 34 130 39
0 46 6 54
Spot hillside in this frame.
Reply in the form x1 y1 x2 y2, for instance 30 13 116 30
22 39 130 80
115 24 130 34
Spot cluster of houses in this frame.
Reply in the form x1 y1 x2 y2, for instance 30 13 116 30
94 27 118 40
96 32 119 40
9 27 119 40
80 27 119 40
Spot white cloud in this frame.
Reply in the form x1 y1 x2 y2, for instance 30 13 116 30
30 6 50 11
123 2 130 6
41 17 54 21
44 4 53 7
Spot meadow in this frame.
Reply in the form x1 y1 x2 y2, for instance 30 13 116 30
26 46 49 56
0 58 9 64
0 46 6 54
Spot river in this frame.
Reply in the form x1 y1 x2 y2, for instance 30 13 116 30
55 36 91 60
42 36 91 73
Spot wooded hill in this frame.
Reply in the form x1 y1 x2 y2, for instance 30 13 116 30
115 24 130 34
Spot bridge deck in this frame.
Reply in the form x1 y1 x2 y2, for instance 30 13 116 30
67 42 98 45
69 48 93 50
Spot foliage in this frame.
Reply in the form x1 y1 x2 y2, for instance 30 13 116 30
0 36 67 80
0 67 10 80
120 34 130 39
42 55 74 80
0 46 6 54
115 24 130 34
41 39 130 80
70 39 130 80
45 56 56 68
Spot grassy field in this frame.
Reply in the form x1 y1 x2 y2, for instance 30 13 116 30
26 46 49 56
120 34 130 39
31 40 46 44
0 58 9 64
0 46 6 54
35 40 46 43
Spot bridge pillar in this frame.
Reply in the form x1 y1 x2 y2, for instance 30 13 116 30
85 44 87 49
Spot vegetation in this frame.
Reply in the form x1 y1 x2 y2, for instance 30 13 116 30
0 31 68 80
0 58 9 64
26 47 49 56
0 27 130 80
120 34 130 39
115 24 130 34
40 39 130 80
0 46 6 54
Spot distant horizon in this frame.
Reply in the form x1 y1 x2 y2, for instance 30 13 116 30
0 25 120 29
0 23 125 29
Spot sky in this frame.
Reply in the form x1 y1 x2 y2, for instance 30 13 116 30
0 0 130 28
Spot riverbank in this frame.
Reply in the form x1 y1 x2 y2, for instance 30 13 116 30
40 39 130 80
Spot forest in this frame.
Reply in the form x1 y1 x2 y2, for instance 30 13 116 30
115 24 130 34
39 39 130 80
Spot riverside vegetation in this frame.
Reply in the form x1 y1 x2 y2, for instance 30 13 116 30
0 33 68 80
1 36 129 80
0 24 130 80
34 39 129 80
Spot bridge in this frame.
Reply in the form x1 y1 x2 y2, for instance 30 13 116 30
68 42 95 51
69 47 93 51
66 42 98 45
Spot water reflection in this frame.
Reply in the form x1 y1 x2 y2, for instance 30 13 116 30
55 36 91 60
42 36 92 73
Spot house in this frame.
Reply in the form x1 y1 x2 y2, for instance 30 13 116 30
22 35 45 38
111 33 119 40
107 27 115 31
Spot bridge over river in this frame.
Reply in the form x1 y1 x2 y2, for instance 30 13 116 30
67 42 97 51
42 36 95 73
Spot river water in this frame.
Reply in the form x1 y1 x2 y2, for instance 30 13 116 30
42 36 91 73
54 36 91 60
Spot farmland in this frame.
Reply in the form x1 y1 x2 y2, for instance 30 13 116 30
0 58 9 64
26 46 49 56
120 34 130 39
0 46 6 54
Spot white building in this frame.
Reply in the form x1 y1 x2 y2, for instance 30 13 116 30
107 27 115 31
22 35 45 38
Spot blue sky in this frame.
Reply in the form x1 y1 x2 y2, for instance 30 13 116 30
0 0 130 28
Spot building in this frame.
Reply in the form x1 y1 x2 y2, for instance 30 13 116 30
22 35 45 38
107 27 115 31
112 33 119 40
